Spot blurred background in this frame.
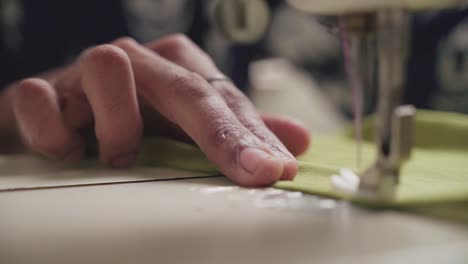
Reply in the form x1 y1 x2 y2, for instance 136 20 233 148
1 0 467 133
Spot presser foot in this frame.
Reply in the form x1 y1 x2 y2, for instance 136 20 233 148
357 163 398 200
331 165 398 201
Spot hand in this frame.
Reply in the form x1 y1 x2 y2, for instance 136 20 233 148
7 34 310 187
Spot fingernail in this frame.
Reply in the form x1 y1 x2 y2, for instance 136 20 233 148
111 152 136 169
64 148 83 163
239 148 271 173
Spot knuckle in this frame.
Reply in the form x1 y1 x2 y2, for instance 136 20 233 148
14 78 51 107
212 121 236 145
112 36 138 51
164 33 192 50
216 84 245 103
16 78 46 98
170 33 213 62
82 44 129 67
216 84 252 113
154 33 215 67
243 121 266 137
210 118 252 150
168 71 211 101
158 33 208 59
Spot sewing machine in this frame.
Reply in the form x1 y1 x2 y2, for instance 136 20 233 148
215 0 465 199
289 1 465 199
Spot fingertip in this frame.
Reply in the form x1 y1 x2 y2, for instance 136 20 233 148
236 148 283 187
109 152 137 169
81 44 130 71
97 129 141 169
14 77 86 161
64 147 85 163
252 156 284 186
239 158 284 187
280 159 299 181
291 129 311 156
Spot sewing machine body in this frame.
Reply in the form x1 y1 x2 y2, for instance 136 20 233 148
286 0 464 198
287 0 463 14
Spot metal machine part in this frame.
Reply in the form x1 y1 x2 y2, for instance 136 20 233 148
335 11 416 199
339 14 376 170
213 0 271 44
345 11 415 198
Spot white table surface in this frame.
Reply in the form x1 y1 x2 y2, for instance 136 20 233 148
1 156 467 264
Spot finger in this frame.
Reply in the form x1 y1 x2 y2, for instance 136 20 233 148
260 113 311 156
145 34 300 180
212 82 300 180
145 34 218 77
54 66 94 130
79 45 143 168
13 78 85 162
114 38 286 187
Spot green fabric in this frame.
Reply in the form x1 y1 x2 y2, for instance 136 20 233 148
136 110 468 224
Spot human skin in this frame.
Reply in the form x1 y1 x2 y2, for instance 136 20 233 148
0 34 310 187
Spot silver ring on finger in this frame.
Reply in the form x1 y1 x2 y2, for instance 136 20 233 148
205 75 233 85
